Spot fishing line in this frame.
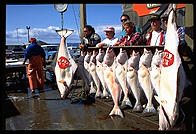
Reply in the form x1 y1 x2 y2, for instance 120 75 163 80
71 4 80 37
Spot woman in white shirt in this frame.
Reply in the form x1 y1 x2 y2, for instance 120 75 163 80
96 26 118 47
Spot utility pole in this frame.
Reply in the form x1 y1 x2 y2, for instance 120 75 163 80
79 4 87 42
26 26 30 43
16 28 19 43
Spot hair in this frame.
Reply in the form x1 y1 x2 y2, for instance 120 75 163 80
84 25 95 33
120 14 130 20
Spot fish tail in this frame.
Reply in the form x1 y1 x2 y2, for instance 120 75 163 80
89 87 96 94
133 103 143 112
59 80 65 84
102 89 109 98
121 98 132 108
95 90 102 98
109 106 124 118
142 104 157 113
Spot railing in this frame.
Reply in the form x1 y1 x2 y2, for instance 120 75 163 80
86 45 164 55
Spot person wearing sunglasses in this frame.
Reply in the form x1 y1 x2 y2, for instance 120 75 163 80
114 20 143 46
120 14 141 37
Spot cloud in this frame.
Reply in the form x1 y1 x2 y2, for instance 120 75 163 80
6 24 122 45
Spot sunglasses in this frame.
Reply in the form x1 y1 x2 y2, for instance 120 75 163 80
121 19 127 22
84 30 88 32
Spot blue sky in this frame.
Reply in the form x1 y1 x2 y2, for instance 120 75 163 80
6 4 123 45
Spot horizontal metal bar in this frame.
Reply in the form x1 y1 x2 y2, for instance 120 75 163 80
87 45 164 49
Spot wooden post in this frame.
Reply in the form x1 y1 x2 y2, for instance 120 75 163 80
79 4 87 42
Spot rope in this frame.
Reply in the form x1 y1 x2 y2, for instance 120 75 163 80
61 12 64 30
71 4 80 37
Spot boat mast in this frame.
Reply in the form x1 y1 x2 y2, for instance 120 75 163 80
79 4 87 42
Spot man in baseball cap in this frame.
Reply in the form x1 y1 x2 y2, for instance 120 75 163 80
148 14 161 22
97 26 118 47
104 26 115 33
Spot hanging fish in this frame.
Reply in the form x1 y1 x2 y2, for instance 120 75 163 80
127 50 143 112
103 47 123 118
96 48 110 98
150 48 163 96
138 48 156 113
116 48 132 107
154 4 189 130
89 50 102 97
54 29 78 99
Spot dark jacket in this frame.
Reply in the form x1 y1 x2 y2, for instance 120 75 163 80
81 33 101 49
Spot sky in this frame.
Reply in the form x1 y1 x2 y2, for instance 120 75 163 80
6 4 123 45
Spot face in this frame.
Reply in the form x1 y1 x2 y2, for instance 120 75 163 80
105 31 114 39
150 19 161 31
83 27 91 37
124 24 134 35
121 16 129 25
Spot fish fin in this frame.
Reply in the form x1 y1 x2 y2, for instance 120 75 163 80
95 90 102 98
121 99 132 108
133 104 143 112
89 87 96 94
109 106 124 118
154 95 167 105
143 105 156 113
59 80 65 83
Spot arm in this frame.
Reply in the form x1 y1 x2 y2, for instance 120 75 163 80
129 32 143 45
114 37 125 46
23 58 27 65
89 33 101 47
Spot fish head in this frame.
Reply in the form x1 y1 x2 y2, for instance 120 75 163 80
128 50 140 68
90 50 98 64
57 80 71 99
152 49 163 67
96 48 105 63
159 103 179 130
139 48 153 67
104 47 115 66
116 48 128 64
84 51 92 63
155 96 180 130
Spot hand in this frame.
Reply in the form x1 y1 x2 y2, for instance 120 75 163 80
119 43 125 46
97 43 105 47
79 44 84 49
113 42 119 46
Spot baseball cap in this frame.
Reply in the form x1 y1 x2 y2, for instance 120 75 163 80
104 26 115 33
149 14 161 21
29 38 36 42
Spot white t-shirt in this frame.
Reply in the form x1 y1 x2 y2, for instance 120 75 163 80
97 37 118 47
150 30 162 46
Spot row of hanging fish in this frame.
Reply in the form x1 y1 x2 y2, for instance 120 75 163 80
81 47 163 118
54 4 190 130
